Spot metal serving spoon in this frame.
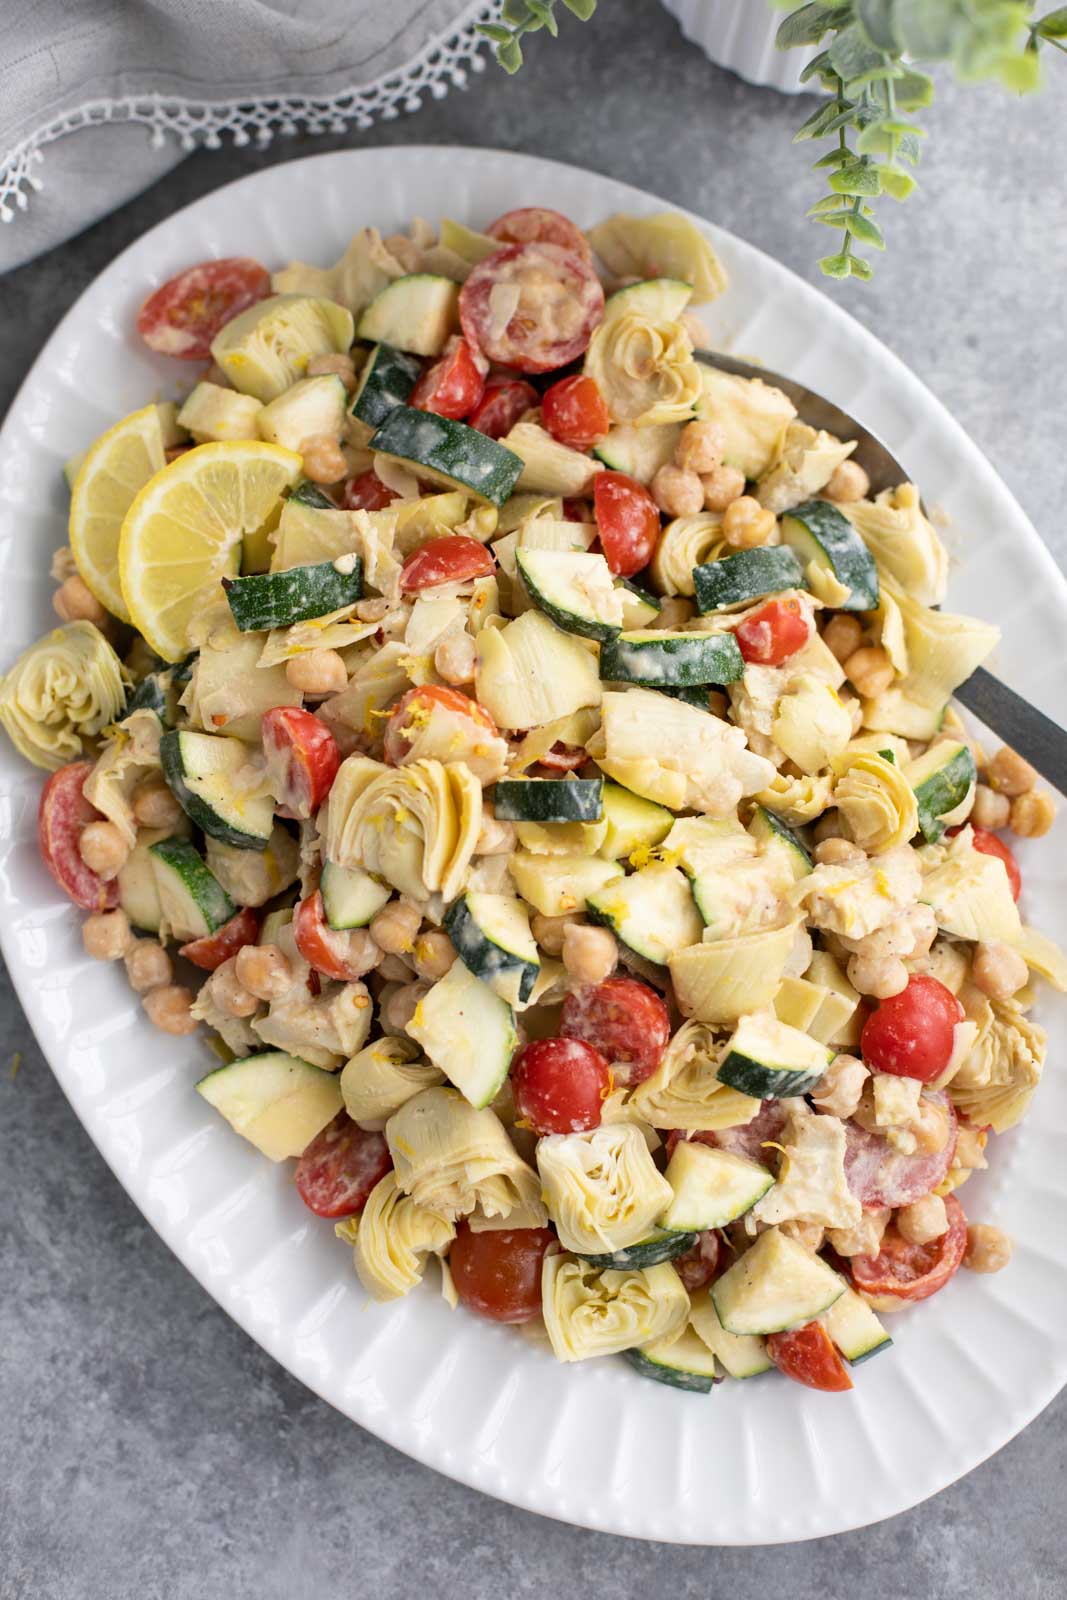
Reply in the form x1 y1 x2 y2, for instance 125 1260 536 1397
694 351 1067 795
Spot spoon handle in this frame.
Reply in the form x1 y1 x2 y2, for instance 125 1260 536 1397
954 668 1067 797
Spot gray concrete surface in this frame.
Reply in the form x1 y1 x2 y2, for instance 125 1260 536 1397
2 4 1065 1595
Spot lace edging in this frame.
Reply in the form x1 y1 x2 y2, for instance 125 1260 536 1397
0 0 504 223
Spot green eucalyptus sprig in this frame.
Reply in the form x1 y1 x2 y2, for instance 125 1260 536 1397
774 0 1067 280
479 0 597 74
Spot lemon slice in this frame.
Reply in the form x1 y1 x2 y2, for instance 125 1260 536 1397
119 440 302 661
69 405 167 623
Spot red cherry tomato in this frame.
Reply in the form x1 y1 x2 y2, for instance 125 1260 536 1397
382 684 499 767
261 706 340 820
947 824 1021 901
593 471 661 577
485 206 593 261
410 337 486 420
459 242 605 373
767 1322 853 1392
541 374 611 449
37 762 119 913
511 1036 611 1135
673 1231 722 1293
560 976 670 1087
180 906 262 971
136 258 270 359
467 377 539 439
293 891 374 983
399 534 495 593
448 1221 556 1323
294 1113 392 1219
536 741 587 772
732 597 811 665
562 498 592 523
340 470 398 512
850 1192 968 1305
861 974 963 1083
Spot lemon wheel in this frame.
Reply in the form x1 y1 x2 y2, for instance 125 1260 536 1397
119 440 302 661
68 405 167 623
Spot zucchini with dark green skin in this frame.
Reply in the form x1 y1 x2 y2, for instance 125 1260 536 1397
717 1012 832 1099
160 729 275 850
493 777 604 824
288 479 336 510
747 804 812 879
369 407 523 506
599 629 744 688
780 498 879 611
443 891 540 1005
223 559 363 631
350 341 423 429
579 1228 697 1270
693 546 804 613
906 740 977 843
516 548 622 643
623 1329 718 1393
148 836 235 941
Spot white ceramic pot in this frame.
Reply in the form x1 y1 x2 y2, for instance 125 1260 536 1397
660 0 814 92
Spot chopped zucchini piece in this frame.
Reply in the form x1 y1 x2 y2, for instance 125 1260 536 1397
780 498 879 612
223 558 362 632
660 1141 774 1232
196 1051 343 1160
258 374 347 453
160 729 275 850
711 1227 845 1336
586 864 704 964
597 782 674 860
624 1327 717 1393
356 275 460 357
493 777 604 824
717 1011 833 1099
148 836 235 943
349 341 423 429
599 629 744 688
443 891 540 1007
405 958 518 1108
906 740 977 844
370 407 523 506
693 546 803 613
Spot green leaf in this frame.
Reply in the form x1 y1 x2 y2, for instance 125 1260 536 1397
813 146 854 168
1036 7 1067 37
849 254 874 281
478 22 514 42
843 210 886 247
776 3 843 48
819 249 855 279
793 99 851 141
497 35 525 72
807 193 850 214
563 0 597 17
828 158 883 195
854 117 924 158
893 67 935 107
828 20 888 81
877 164 917 200
526 0 559 34
799 48 835 83
502 0 532 23
855 0 900 50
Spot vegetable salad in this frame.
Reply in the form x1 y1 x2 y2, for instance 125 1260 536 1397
6 200 1064 1395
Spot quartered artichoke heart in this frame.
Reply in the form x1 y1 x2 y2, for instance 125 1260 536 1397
0 621 127 771
385 1086 546 1227
338 1171 455 1302
340 1036 445 1130
325 754 482 903
628 1018 762 1132
541 1254 690 1363
536 1123 673 1256
832 749 919 855
211 294 356 403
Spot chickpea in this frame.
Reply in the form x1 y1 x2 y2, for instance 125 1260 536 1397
675 419 725 475
811 1053 867 1119
561 922 618 986
299 433 348 485
530 913 582 957
434 632 477 686
781 1220 825 1253
210 957 260 1019
987 745 1037 798
1010 790 1055 838
124 939 173 994
843 645 894 699
722 495 776 549
970 783 1011 831
847 951 909 1000
700 464 746 514
78 821 130 881
651 464 705 519
680 310 711 348
142 984 199 1036
286 649 348 697
824 459 870 504
306 352 358 393
474 812 516 856
814 836 864 867
377 952 415 982
234 941 292 1002
812 811 843 844
355 596 390 624
971 940 1029 1001
707 690 729 719
963 1223 1013 1274
381 980 430 1035
53 574 109 627
897 1194 948 1246
822 613 863 664
912 1097 952 1155
828 1208 889 1258
132 779 184 830
369 898 422 956
412 929 457 982
83 908 133 962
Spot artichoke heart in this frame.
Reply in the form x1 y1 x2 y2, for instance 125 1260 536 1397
793 843 922 941
919 827 1021 945
771 673 852 776
649 513 724 597
843 484 948 608
325 754 481 902
537 1124 673 1254
385 1086 546 1225
339 1171 455 1302
594 687 774 816
948 997 1045 1134
755 423 856 518
586 212 728 304
585 309 702 428
0 621 128 771
541 1254 689 1363
211 294 356 403
83 706 164 846
341 1036 445 1129
832 748 919 855
628 1019 762 1131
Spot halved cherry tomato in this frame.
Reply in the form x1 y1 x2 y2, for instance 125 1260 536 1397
459 242 605 373
448 1221 557 1323
542 374 610 449
293 891 373 983
536 741 587 772
511 1036 611 1135
850 1192 968 1306
383 684 499 767
593 471 660 577
261 706 340 820
399 534 495 593
767 1322 853 1392
560 976 670 1086
136 258 270 359
947 823 1021 901
410 336 486 420
180 906 261 971
732 597 811 665
294 1113 392 1218
38 762 119 912
468 377 539 439
340 470 397 512
673 1230 722 1293
861 974 963 1083
486 206 593 261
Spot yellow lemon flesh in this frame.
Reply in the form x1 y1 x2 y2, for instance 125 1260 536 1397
68 404 167 623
